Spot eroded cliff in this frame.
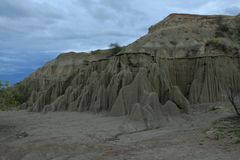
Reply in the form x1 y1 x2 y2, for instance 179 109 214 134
19 14 240 124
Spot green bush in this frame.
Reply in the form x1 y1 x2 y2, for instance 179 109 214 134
0 81 24 111
215 16 230 37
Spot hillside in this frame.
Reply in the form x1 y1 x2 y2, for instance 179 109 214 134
18 14 240 125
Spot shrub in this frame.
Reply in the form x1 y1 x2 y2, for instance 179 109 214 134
91 49 104 55
0 81 24 111
109 43 122 55
218 24 229 33
235 17 240 43
205 38 239 53
83 59 89 65
215 16 230 37
205 38 227 51
210 116 240 141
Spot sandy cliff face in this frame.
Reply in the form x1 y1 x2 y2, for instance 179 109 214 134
123 14 237 57
19 14 240 122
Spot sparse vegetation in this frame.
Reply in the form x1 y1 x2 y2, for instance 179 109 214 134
83 59 89 65
227 87 240 116
206 38 227 51
109 43 122 55
235 16 240 44
0 81 25 111
210 116 240 141
205 38 239 53
215 16 230 37
91 49 108 55
90 43 122 56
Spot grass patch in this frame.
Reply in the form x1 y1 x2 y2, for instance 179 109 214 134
210 116 240 141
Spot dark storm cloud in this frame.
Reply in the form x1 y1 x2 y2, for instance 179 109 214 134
0 0 63 19
0 0 240 84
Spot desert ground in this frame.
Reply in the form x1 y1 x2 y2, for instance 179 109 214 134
0 103 240 160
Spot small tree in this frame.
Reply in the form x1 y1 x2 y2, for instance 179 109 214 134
109 43 122 55
0 80 24 111
227 87 240 116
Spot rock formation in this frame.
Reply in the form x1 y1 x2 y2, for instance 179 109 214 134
18 14 240 122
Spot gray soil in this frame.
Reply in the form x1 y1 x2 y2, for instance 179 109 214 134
0 104 240 160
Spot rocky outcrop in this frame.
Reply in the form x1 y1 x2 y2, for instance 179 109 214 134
19 14 240 122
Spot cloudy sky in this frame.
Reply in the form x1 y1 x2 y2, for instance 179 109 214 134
0 0 240 84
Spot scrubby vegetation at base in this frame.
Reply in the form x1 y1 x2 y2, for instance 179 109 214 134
209 116 240 143
0 81 26 111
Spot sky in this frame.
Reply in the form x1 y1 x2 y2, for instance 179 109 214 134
0 0 240 84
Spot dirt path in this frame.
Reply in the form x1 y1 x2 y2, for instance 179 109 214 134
0 104 239 160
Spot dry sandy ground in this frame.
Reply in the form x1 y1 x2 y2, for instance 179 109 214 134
0 104 240 160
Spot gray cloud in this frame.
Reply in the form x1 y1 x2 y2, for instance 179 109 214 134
0 0 240 84
225 7 240 15
0 0 63 19
0 0 30 18
186 0 240 15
